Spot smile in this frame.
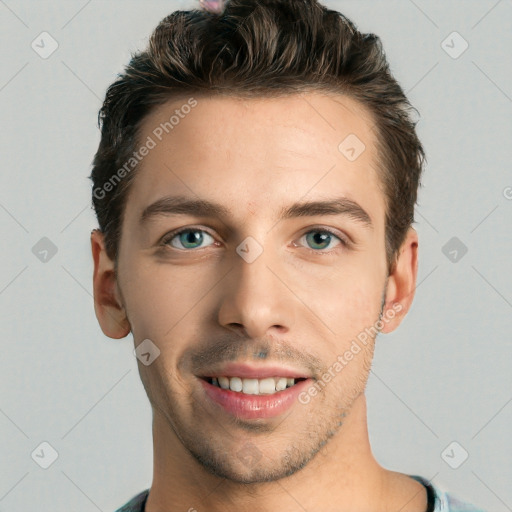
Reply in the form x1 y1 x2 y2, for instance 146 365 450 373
203 376 306 395
198 376 312 420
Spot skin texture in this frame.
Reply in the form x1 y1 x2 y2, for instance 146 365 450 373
91 92 424 511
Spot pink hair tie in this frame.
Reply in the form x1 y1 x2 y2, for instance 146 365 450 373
199 0 227 14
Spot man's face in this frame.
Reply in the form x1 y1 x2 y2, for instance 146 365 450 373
113 92 391 482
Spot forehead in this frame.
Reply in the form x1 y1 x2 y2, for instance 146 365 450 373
139 91 377 158
129 92 385 225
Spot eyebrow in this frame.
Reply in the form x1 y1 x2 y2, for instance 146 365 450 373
139 195 373 228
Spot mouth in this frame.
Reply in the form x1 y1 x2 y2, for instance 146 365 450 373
199 375 307 395
197 374 312 420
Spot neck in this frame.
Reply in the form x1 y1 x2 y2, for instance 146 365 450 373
145 395 395 512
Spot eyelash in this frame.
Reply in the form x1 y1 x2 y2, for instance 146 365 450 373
160 226 348 255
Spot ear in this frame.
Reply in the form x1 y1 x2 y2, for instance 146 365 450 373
91 229 131 338
380 227 418 334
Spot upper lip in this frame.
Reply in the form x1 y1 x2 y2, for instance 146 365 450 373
196 362 310 380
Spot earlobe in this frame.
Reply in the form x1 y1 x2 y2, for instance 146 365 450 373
380 228 419 334
91 229 131 339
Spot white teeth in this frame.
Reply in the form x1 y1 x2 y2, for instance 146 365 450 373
209 376 300 394
259 377 277 394
218 376 230 389
242 378 259 394
276 377 287 391
229 376 243 392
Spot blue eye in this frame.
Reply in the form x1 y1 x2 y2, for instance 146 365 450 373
166 229 215 250
301 230 343 251
163 227 345 252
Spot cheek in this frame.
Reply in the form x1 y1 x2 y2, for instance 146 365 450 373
119 257 220 342
306 273 381 405
309 261 385 342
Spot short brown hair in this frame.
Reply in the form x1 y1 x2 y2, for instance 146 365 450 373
90 0 425 270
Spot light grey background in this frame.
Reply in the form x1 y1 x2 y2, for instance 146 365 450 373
1 1 511 510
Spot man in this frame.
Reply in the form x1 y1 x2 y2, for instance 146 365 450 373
90 0 484 510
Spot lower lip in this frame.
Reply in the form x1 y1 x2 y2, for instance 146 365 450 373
199 378 311 420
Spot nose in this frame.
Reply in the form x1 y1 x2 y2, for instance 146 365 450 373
217 242 296 340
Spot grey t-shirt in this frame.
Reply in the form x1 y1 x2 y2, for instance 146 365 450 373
114 475 486 511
